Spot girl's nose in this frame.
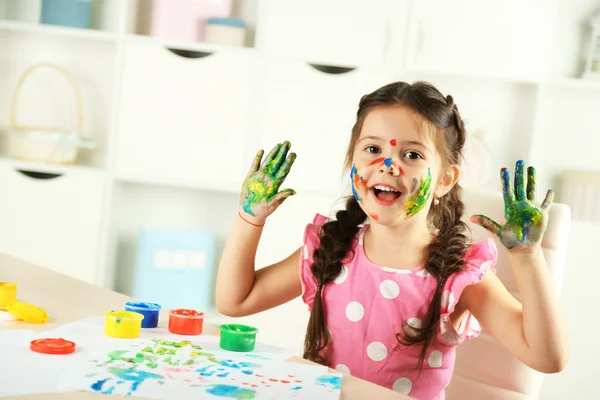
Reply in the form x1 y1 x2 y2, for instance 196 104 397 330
378 158 402 176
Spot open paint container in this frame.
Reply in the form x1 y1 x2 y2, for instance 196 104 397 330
219 324 258 352
125 302 161 328
168 309 204 335
104 311 144 338
0 282 17 309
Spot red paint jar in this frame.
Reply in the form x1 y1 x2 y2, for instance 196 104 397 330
168 309 204 335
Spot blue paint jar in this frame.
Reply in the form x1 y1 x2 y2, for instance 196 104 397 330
124 302 162 328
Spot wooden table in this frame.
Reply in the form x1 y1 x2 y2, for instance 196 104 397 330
0 254 410 399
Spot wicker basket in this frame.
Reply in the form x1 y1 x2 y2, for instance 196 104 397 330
7 62 95 165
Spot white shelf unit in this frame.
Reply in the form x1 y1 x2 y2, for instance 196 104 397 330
0 0 599 351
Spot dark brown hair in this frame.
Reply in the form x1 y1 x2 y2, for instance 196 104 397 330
302 81 469 370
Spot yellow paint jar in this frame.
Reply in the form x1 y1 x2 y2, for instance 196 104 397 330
104 311 144 338
0 282 17 309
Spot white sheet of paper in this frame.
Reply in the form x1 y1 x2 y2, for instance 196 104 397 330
0 330 80 397
57 338 341 400
0 317 305 398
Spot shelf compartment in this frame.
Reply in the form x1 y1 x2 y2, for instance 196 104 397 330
0 158 105 283
114 40 254 190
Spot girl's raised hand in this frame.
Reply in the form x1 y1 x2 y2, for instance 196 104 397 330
239 141 297 225
470 160 554 252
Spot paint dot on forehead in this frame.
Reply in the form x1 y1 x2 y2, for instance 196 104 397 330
390 139 397 146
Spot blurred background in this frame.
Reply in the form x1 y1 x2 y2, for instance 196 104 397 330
0 0 599 398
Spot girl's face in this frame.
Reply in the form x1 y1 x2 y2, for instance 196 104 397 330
350 105 454 226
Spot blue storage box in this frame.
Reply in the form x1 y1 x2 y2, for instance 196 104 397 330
40 0 91 29
132 228 217 312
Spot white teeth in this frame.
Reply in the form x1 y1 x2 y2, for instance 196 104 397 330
373 185 399 192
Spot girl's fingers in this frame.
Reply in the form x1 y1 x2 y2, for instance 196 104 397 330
514 160 526 201
260 143 282 173
265 141 291 176
247 149 264 177
541 189 555 210
274 152 297 181
470 214 501 236
526 166 536 201
268 189 296 211
501 168 514 216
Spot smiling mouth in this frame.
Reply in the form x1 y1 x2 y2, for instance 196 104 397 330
371 185 402 201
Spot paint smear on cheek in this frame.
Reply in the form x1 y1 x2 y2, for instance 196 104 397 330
369 212 379 221
402 168 432 219
350 164 366 202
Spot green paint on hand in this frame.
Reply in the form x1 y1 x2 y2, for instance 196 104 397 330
473 161 551 250
241 141 296 219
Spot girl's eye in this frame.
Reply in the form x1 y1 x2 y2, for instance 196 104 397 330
404 151 422 160
365 145 381 154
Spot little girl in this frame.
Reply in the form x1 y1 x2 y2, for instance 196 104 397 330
215 81 569 399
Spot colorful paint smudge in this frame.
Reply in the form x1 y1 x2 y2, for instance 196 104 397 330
205 384 256 399
401 168 432 219
368 157 404 176
350 164 364 203
241 141 296 218
316 375 342 390
90 368 163 396
59 338 343 399
390 139 397 146
470 160 553 250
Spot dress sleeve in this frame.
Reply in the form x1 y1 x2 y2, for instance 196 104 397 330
438 238 498 346
299 214 330 310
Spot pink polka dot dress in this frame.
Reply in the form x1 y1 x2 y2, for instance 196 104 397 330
299 214 498 400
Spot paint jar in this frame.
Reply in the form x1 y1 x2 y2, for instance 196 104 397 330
124 302 161 328
168 309 204 335
104 311 144 338
0 282 17 309
219 324 258 352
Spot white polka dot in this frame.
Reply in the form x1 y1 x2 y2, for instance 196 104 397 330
345 301 364 322
392 377 412 394
428 350 443 368
379 280 400 299
334 266 349 284
302 245 309 260
407 317 422 329
366 342 387 361
447 292 455 309
441 290 450 309
415 269 430 277
404 317 423 338
334 364 351 375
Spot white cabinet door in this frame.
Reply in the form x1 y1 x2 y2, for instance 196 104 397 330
405 0 557 82
115 40 254 190
262 0 393 68
0 161 105 284
259 59 395 196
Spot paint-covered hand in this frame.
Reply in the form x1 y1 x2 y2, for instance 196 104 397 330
470 160 554 252
239 141 296 224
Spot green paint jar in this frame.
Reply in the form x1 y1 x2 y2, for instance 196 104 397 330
219 324 259 352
